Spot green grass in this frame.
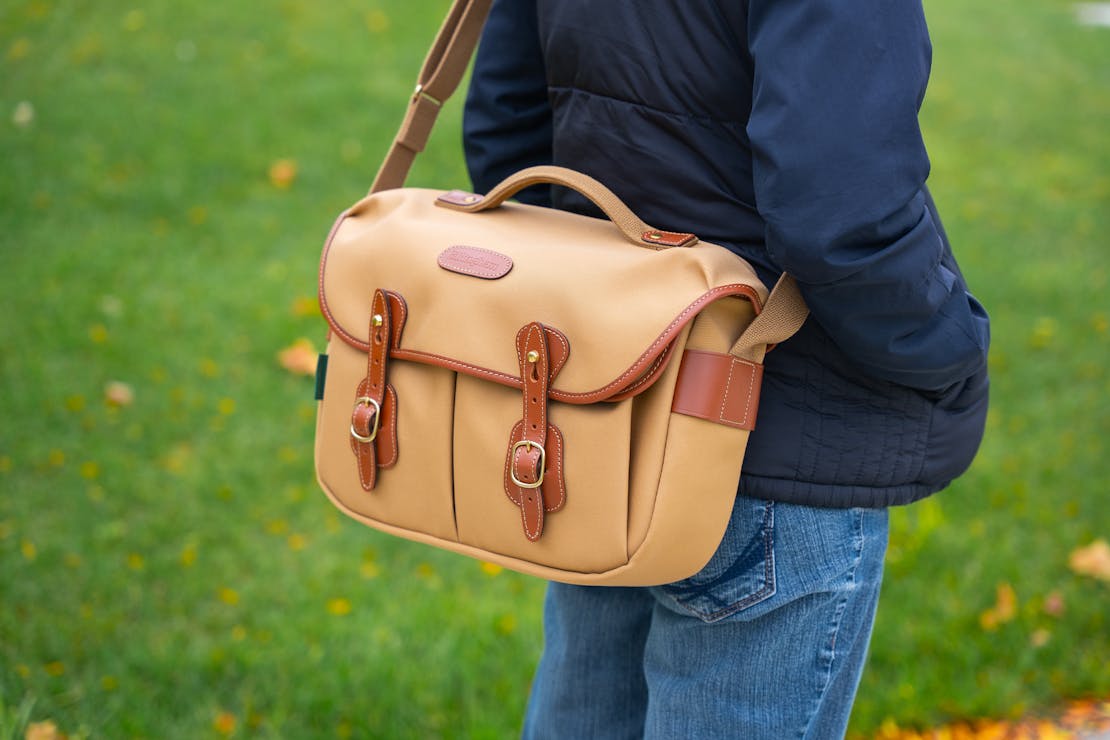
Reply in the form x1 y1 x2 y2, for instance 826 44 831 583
1 0 1107 737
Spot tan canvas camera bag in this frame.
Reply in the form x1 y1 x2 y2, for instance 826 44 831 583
313 0 808 586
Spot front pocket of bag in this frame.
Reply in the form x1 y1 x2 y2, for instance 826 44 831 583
315 341 458 543
452 373 632 574
652 497 776 623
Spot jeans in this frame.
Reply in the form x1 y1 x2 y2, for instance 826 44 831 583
521 496 890 739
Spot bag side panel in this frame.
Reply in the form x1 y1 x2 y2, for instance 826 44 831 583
453 373 632 572
619 414 751 584
624 296 759 575
626 325 690 555
315 339 459 542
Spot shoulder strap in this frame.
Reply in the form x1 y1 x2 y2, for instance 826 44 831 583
370 0 493 194
369 0 810 343
730 274 809 363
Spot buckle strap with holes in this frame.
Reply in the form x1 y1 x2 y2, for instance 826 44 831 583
504 322 566 542
351 289 399 491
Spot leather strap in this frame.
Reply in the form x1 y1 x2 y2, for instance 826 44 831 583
671 350 763 430
505 323 566 541
351 289 399 490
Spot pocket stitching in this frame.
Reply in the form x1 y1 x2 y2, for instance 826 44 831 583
661 500 777 623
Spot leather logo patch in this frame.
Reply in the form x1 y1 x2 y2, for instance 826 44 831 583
437 245 513 280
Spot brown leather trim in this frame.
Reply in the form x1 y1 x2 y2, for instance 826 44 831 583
606 341 675 403
384 290 408 349
322 242 763 400
670 349 764 431
350 290 399 491
367 290 391 395
640 229 697 248
517 323 549 451
377 385 399 469
437 245 513 280
503 323 567 542
504 420 566 541
548 285 760 402
351 381 399 488
542 326 570 381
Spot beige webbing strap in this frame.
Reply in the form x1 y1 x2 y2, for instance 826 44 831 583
369 0 493 194
731 274 810 363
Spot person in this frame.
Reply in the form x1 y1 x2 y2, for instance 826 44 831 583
462 1 991 737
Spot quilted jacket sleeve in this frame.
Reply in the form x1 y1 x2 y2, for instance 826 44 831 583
746 0 989 392
463 0 553 206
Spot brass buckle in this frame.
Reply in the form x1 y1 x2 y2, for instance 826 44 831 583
509 440 546 489
350 396 381 443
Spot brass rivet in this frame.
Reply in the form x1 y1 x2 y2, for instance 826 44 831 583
372 314 383 327
647 232 663 241
464 194 480 204
526 350 539 363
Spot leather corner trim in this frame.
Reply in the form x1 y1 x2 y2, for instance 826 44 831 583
671 349 763 431
437 245 513 280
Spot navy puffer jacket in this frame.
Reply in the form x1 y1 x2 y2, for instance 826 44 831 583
463 0 990 508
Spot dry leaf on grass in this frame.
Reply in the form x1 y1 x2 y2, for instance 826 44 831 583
277 338 317 376
979 582 1017 631
1068 539 1110 582
25 721 63 740
104 381 134 406
268 158 297 189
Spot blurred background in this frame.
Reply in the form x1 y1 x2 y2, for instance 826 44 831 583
1 0 1108 737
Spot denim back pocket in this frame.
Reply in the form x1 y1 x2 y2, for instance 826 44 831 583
652 497 775 623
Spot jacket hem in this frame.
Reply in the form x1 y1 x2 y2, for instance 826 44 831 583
738 474 945 509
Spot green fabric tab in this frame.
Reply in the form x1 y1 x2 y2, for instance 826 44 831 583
314 354 328 401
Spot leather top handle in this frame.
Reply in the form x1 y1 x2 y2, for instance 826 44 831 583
435 166 698 249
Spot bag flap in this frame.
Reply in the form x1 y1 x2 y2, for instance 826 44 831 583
319 188 767 401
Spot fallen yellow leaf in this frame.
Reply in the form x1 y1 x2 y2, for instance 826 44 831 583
25 720 61 740
1069 539 1110 582
278 338 317 376
104 381 134 406
979 582 1017 631
213 711 237 736
268 158 297 189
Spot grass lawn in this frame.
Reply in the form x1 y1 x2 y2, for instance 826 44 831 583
1 0 1107 737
